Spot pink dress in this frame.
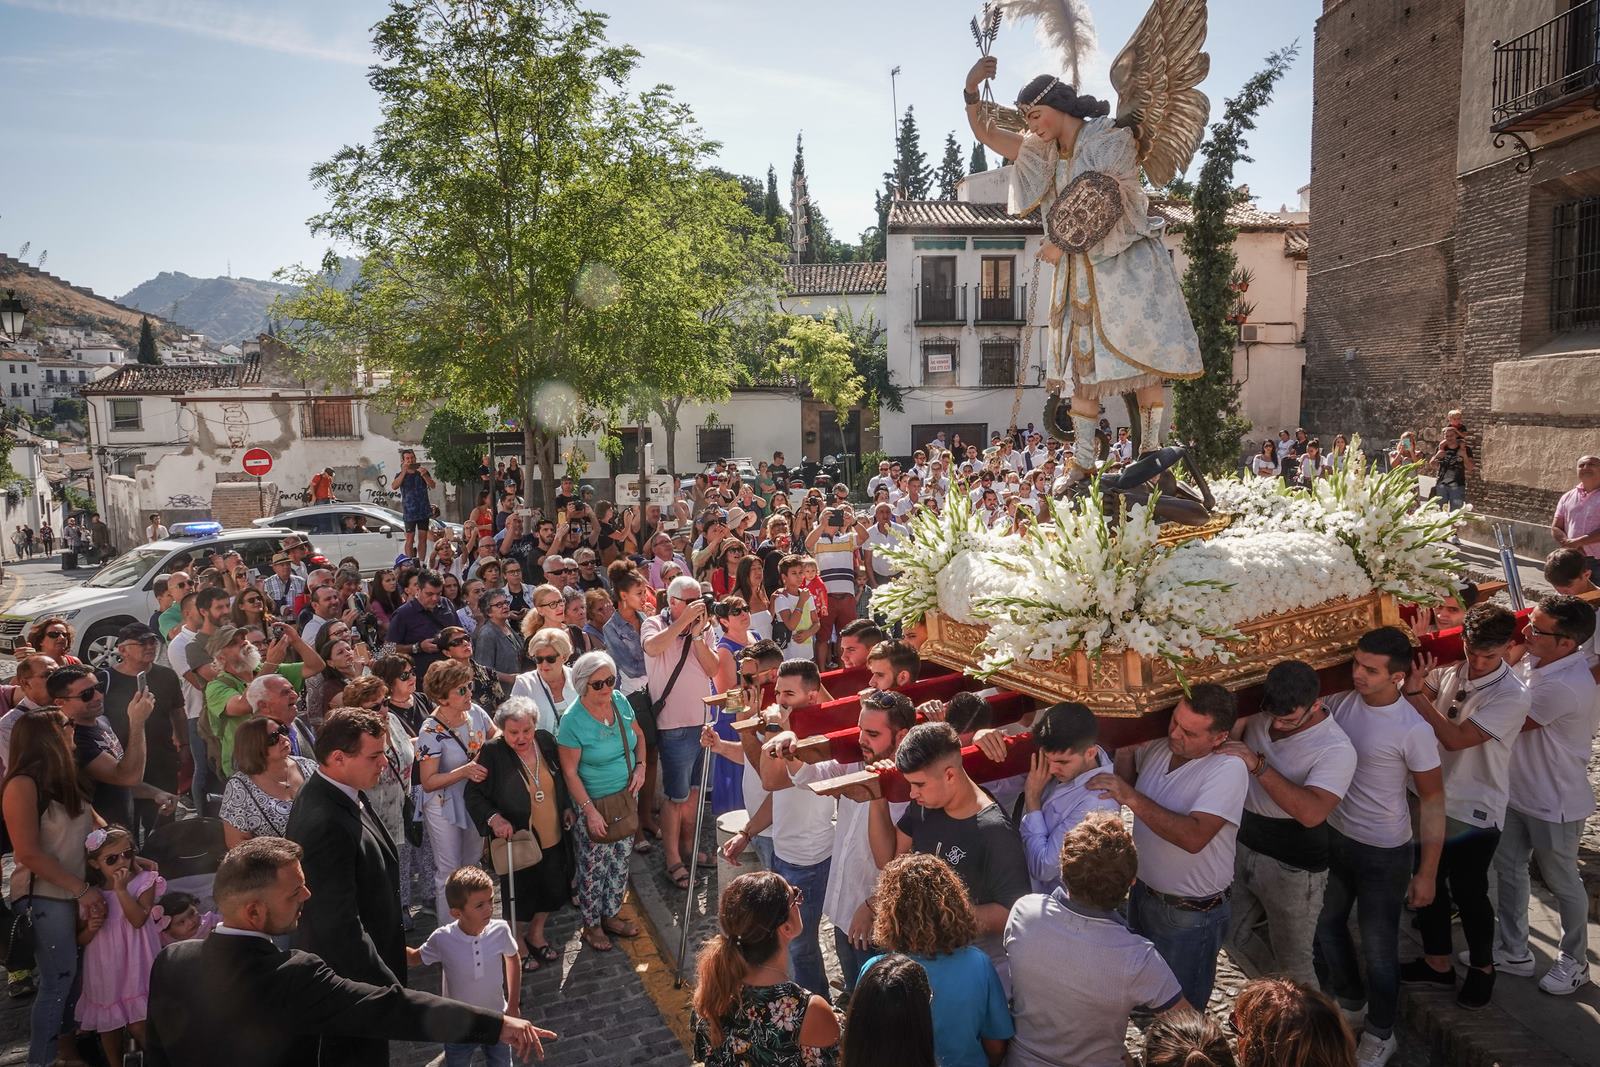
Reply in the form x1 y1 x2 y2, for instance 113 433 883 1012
77 869 166 1030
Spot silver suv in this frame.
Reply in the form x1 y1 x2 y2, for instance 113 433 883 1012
0 527 295 665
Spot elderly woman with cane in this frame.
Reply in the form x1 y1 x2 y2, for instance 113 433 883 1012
466 696 574 971
556 651 646 952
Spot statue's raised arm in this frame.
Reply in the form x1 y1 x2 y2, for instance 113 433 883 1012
1108 0 1210 188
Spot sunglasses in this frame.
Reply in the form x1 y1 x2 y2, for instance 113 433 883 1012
534 653 561 665
738 672 760 686
862 689 897 710
100 849 133 865
399 671 414 681
68 684 101 700
43 631 68 640
587 675 616 691
265 726 288 743
445 638 469 648
788 885 805 908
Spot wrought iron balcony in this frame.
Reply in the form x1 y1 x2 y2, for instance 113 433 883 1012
1492 0 1600 138
977 285 1028 324
915 283 967 325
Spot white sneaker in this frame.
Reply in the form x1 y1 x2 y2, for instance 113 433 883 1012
1457 946 1535 976
1538 953 1591 996
1356 1032 1399 1067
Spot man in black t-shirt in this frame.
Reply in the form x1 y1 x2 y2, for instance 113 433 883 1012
1426 424 1475 514
99 624 187 839
868 721 1031 990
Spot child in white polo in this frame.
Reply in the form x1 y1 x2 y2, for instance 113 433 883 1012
407 866 521 1067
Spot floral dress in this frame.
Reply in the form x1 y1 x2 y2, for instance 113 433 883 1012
692 982 838 1067
219 756 318 838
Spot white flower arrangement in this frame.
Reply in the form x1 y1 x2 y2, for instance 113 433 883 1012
870 440 1467 675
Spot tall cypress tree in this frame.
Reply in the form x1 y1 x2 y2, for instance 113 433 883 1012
763 164 784 238
969 142 988 173
936 132 965 199
1174 45 1297 473
792 134 831 264
887 107 933 200
136 316 159 365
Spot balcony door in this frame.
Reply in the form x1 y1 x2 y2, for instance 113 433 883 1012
920 256 957 321
979 256 1016 321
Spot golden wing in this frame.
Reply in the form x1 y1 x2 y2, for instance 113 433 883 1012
1109 0 1210 188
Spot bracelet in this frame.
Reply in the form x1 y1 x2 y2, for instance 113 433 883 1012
580 799 594 811
1250 753 1268 778
73 885 91 899
963 86 980 105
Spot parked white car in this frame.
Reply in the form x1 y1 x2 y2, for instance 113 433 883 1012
254 504 462 575
0 527 297 666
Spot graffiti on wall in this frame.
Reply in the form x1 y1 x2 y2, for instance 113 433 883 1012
165 493 209 509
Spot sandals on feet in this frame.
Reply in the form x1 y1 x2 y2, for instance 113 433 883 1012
520 953 542 973
524 938 560 963
582 926 614 952
667 863 691 889
603 917 640 939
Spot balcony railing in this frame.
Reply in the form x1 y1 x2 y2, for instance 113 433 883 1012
915 283 968 325
1493 0 1600 130
977 285 1028 324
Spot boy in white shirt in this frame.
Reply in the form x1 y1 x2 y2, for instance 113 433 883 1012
408 867 521 1067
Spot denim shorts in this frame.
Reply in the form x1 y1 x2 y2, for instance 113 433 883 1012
657 725 706 803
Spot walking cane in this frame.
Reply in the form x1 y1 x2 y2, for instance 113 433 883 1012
673 697 718 989
501 836 517 951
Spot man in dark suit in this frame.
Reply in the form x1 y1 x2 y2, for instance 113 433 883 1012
285 707 407 1063
146 837 552 1067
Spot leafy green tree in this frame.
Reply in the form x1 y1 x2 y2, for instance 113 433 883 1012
887 107 932 200
772 314 863 413
763 164 785 238
969 142 988 174
275 0 779 511
937 132 965 199
136 316 159 365
1173 45 1298 474
865 175 896 261
420 407 495 491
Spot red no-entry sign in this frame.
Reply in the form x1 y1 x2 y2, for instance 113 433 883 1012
242 448 274 477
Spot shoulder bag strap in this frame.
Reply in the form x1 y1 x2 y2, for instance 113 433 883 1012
651 629 696 715
422 716 472 758
243 777 288 837
613 698 634 778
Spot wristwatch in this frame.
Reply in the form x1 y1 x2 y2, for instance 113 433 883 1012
963 86 980 105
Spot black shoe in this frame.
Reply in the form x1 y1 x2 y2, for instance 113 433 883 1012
1399 959 1454 986
1457 967 1494 1010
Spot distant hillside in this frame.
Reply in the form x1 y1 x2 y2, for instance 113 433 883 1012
0 253 179 350
118 258 360 344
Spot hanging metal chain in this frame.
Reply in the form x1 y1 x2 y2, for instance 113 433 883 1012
1008 252 1046 432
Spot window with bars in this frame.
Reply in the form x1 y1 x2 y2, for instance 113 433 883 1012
697 425 733 464
979 340 1019 386
922 340 959 387
1551 195 1600 332
304 398 356 439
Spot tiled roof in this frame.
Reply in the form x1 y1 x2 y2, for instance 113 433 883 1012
888 200 1041 233
80 354 263 395
1283 227 1309 259
1149 197 1297 232
784 262 887 296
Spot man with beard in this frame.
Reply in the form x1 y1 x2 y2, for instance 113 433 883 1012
146 837 550 1067
205 625 325 779
759 687 915 1000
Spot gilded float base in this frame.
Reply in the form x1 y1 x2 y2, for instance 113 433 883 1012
922 591 1403 717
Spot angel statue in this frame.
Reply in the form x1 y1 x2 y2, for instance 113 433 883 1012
963 0 1210 491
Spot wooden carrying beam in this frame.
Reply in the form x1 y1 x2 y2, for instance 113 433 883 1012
788 690 1037 765
732 667 968 735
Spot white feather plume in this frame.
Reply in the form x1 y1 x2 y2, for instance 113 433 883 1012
1000 0 1098 87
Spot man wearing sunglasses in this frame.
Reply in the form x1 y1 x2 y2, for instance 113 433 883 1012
1490 594 1600 997
49 663 164 830
760 684 916 999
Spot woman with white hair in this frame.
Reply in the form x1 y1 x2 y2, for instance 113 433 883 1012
510 627 574 733
465 697 574 971
557 651 647 952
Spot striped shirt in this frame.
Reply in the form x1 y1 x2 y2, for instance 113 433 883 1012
813 533 856 595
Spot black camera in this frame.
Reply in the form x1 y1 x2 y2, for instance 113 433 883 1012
829 508 846 528
704 594 736 620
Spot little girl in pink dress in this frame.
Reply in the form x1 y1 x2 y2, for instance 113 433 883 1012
77 826 165 1066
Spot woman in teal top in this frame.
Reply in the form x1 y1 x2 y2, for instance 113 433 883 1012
556 650 646 952
860 853 1013 1067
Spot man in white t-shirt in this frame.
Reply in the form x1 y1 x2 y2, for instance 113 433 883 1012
866 460 894 499
166 592 218 810
1088 683 1247 1011
759 688 915 999
862 504 908 601
1542 548 1600 678
1221 659 1356 987
1400 604 1528 1010
1316 626 1444 1067
746 659 836 999
1491 594 1599 997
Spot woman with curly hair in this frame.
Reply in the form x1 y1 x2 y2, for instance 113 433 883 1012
862 853 1012 1067
1232 978 1355 1067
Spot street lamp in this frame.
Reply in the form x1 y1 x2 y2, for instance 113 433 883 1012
0 290 25 340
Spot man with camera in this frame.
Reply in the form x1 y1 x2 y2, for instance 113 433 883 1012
806 503 868 670
390 449 436 560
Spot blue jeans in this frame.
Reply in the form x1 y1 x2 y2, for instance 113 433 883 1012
1436 483 1466 510
1129 882 1230 1010
187 715 211 809
656 726 705 803
444 1042 511 1067
25 896 80 1067
1313 826 1411 1040
833 926 875 997
771 854 831 998
750 833 774 870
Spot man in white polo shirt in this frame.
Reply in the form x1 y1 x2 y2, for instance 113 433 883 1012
1221 659 1356 987
1088 683 1247 1012
1492 594 1599 996
1400 604 1529 1010
759 688 915 1001
1316 626 1445 1067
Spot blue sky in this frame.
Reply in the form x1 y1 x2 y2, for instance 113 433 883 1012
0 0 1314 300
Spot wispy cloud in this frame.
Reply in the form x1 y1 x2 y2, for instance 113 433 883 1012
636 40 858 104
1 0 372 66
